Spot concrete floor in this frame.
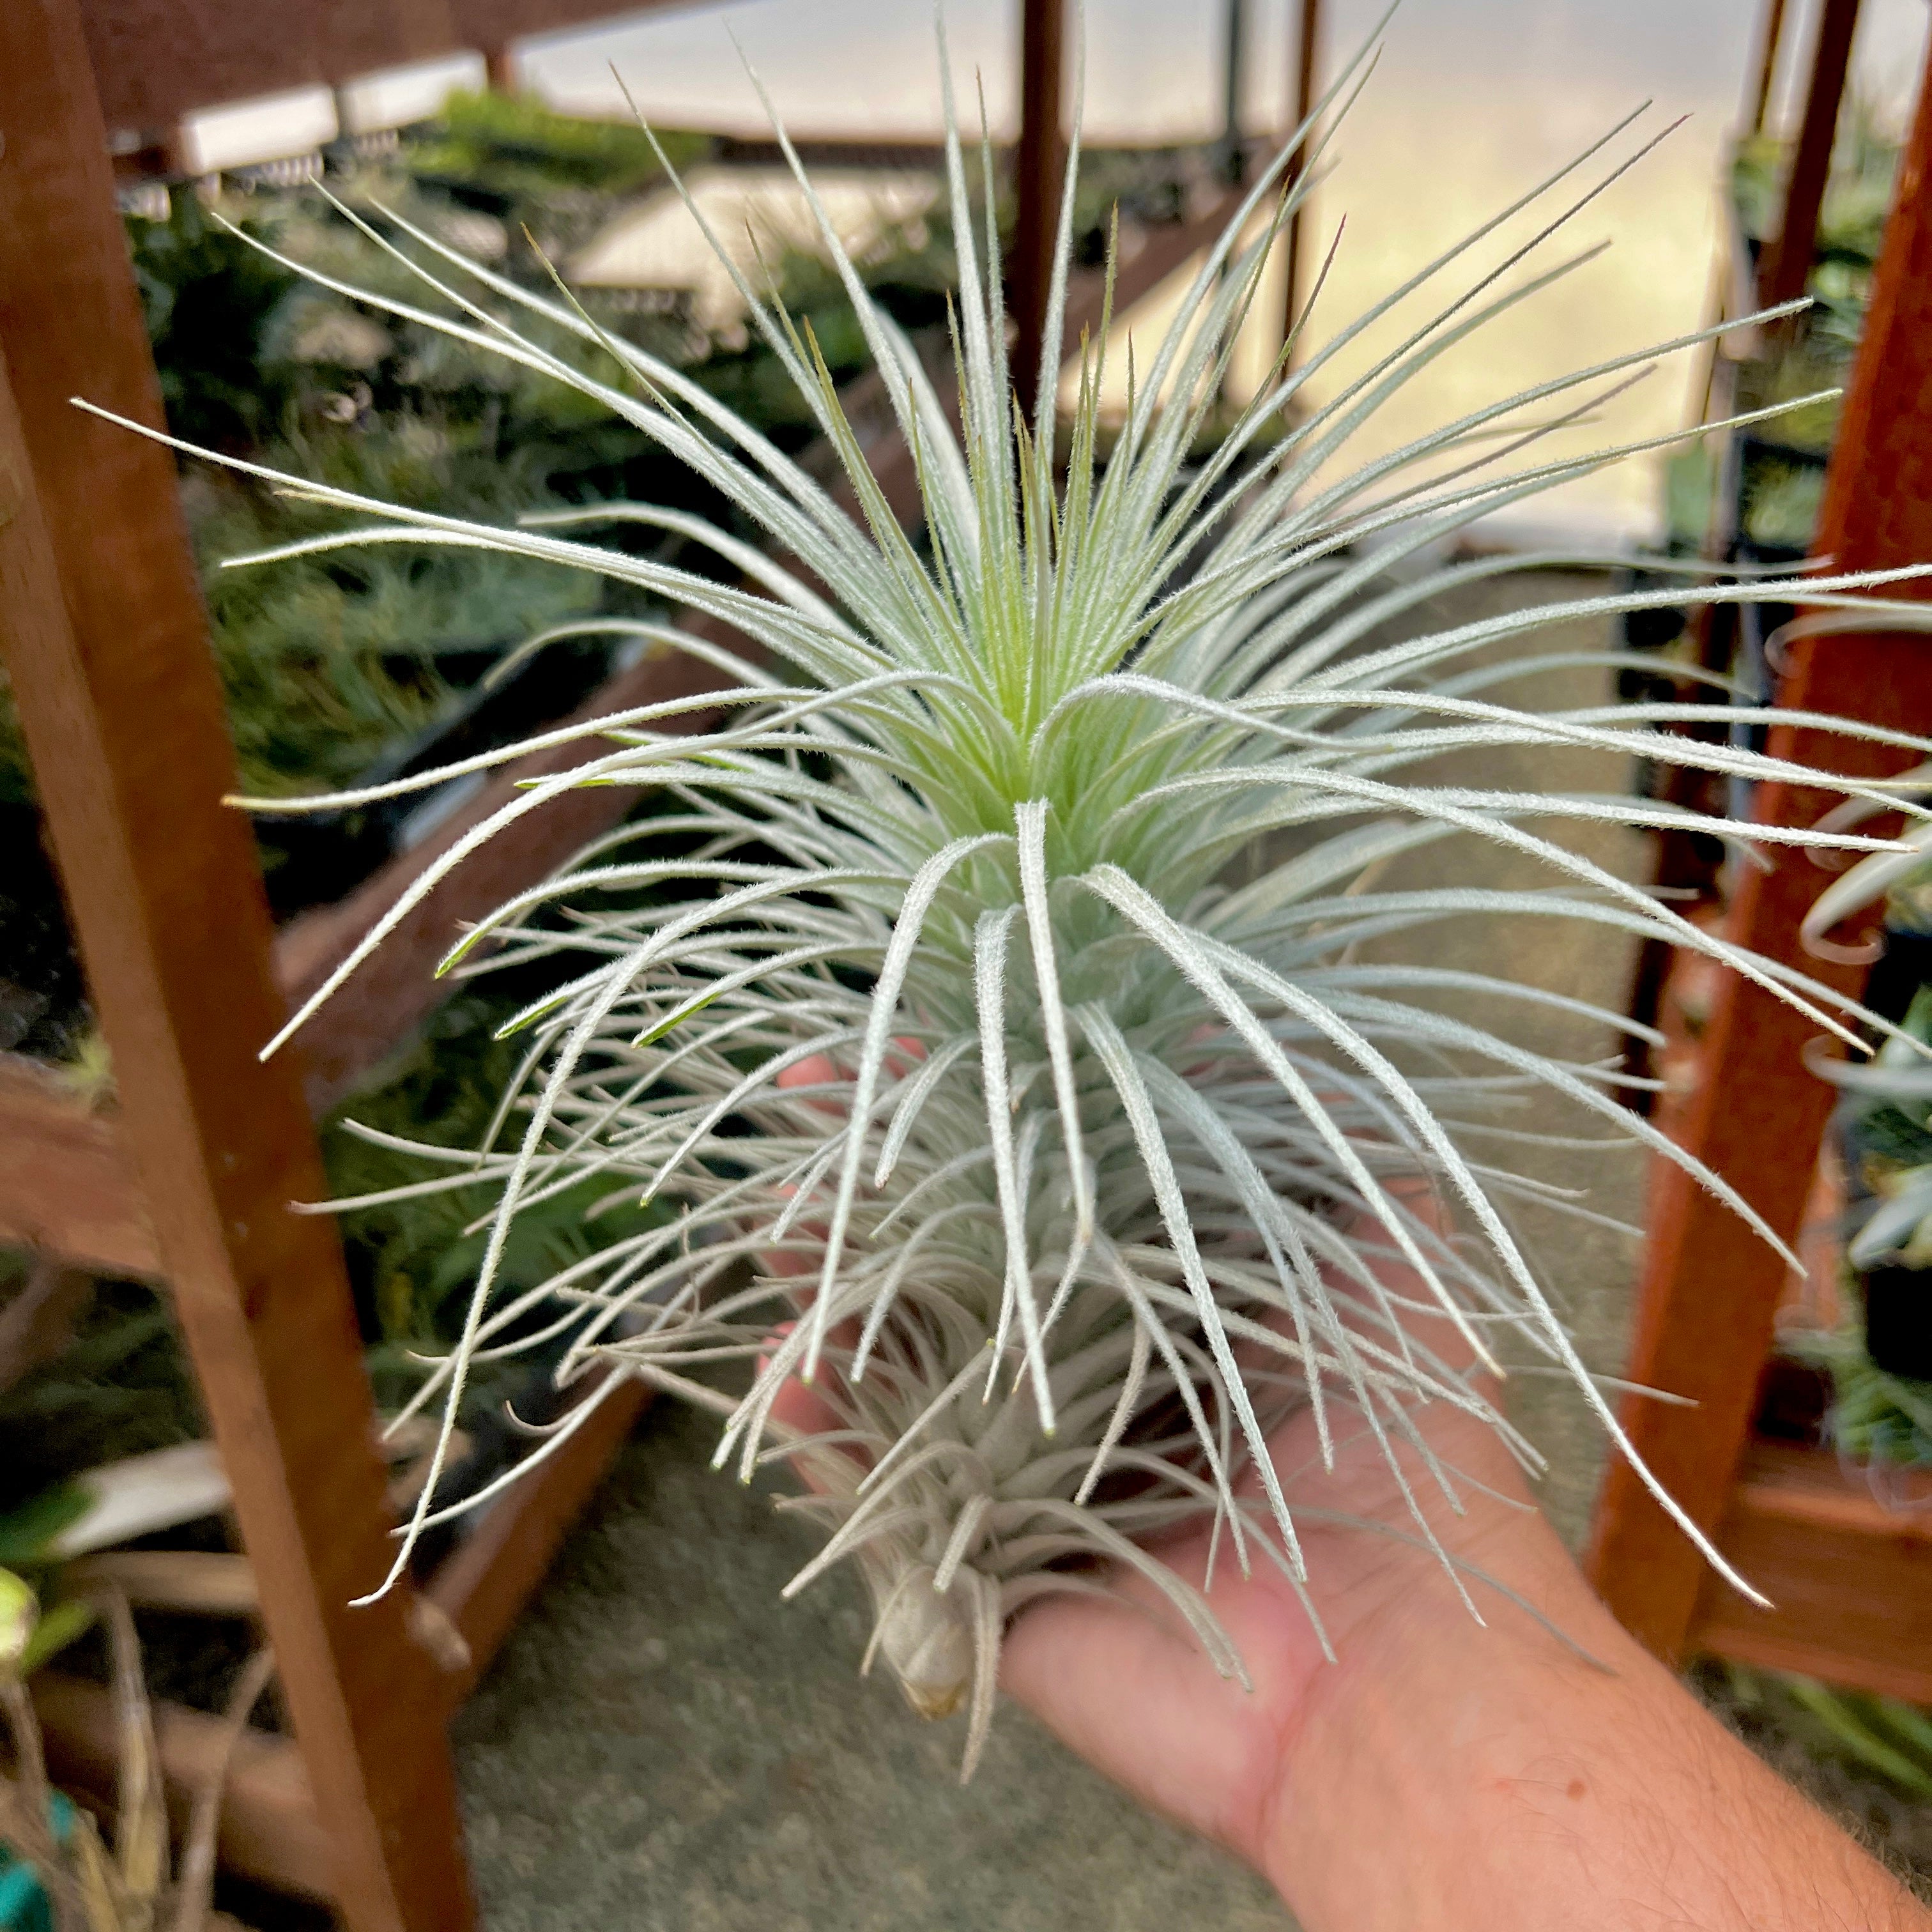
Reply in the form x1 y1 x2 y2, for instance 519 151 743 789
441 571 1856 1928
456 1399 1292 1932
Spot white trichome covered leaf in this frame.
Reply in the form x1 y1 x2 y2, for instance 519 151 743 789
91 19 1932 1776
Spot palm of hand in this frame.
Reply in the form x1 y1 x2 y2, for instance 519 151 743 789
762 1056 1565 1871
999 1383 1554 1871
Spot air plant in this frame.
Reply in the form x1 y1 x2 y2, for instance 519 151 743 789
1793 788 1932 1452
1782 982 1932 1469
88 22 1932 1775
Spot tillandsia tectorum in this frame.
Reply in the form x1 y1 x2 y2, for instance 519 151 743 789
87 20 1932 1774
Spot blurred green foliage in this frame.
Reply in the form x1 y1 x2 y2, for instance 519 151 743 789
1710 1659 1932 1804
323 986 668 1411
126 190 299 449
1721 102 1899 494
1731 103 1900 266
408 88 709 206
0 1272 203 1515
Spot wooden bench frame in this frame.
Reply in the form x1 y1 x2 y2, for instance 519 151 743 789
1588 3 1932 1694
0 2 1281 1922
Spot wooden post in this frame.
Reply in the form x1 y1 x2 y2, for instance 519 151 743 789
1220 0 1247 185
1282 0 1321 351
1759 0 1862 309
1011 0 1068 419
483 43 519 95
0 5 473 1929
1747 0 1790 135
1588 29 1932 1662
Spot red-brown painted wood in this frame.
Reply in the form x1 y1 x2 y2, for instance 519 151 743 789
1692 1443 1932 1705
1746 0 1790 135
1759 0 1863 308
0 6 472 1928
1282 0 1321 348
1011 0 1069 419
76 0 687 141
427 1373 650 1705
1588 29 1932 1661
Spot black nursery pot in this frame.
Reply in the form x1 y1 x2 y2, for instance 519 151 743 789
1864 928 1932 1028
1861 1263 1932 1381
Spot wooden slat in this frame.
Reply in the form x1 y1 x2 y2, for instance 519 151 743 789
80 0 454 139
1746 0 1791 137
1588 29 1932 1662
34 1674 336 1903
427 1372 650 1704
0 1052 157 1277
62 1549 261 1615
1759 0 1864 309
450 0 689 59
1011 0 1070 418
1282 0 1322 345
0 8 471 1930
1690 1441 1932 1705
77 0 691 140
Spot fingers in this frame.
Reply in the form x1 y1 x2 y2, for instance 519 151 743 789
767 1372 843 1445
1000 1586 1284 1868
774 1036 926 1099
756 1324 861 1495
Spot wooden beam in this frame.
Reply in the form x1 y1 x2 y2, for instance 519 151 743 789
1587 29 1932 1662
1690 1441 1932 1705
448 0 689 68
1220 0 1248 184
1759 0 1862 309
0 6 471 1929
62 1550 260 1615
427 1372 649 1704
1283 0 1322 349
1011 0 1069 420
482 42 519 95
0 1053 157 1278
34 1675 335 1903
78 0 455 143
1746 0 1790 136
76 0 695 141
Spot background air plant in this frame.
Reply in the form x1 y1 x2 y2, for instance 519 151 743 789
91 23 1932 1774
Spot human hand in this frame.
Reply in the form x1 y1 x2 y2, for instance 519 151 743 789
758 1057 1929 1932
995 1213 1583 1879
760 1057 1579 1876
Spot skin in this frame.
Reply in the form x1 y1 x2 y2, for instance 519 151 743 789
768 1056 1930 1929
999 1376 1929 1930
